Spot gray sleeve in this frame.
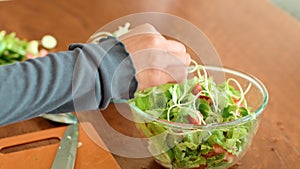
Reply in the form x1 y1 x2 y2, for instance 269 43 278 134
0 37 138 126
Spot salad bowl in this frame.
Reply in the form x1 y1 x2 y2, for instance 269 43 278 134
129 65 268 169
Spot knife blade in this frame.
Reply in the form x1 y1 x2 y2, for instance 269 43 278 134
51 123 79 169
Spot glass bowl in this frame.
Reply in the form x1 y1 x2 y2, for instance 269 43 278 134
129 65 268 169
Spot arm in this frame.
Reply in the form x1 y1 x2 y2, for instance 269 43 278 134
0 37 137 126
0 23 191 126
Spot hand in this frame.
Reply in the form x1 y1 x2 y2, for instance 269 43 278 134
120 23 191 90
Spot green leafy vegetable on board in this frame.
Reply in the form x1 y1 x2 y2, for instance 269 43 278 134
0 30 57 65
0 30 27 65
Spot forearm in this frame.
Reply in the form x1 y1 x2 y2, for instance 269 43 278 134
0 37 137 126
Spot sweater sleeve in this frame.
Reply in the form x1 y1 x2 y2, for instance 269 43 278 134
0 37 138 126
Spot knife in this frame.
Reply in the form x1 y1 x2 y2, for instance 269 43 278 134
51 122 79 169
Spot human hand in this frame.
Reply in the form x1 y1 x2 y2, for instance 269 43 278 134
120 23 191 90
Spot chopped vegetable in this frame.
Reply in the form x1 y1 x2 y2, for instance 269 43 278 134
129 61 255 169
112 22 131 37
38 48 49 57
41 35 57 49
77 142 83 148
27 40 39 55
0 30 27 65
88 22 131 44
0 30 57 65
91 23 257 169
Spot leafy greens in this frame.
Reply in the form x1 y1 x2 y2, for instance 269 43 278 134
129 62 257 169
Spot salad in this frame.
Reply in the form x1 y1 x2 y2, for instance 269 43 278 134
129 61 258 169
86 23 260 168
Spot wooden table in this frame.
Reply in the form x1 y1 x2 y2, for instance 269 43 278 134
1 0 300 168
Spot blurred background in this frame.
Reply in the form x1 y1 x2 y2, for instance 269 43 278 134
0 0 299 169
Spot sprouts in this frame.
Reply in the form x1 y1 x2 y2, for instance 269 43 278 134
89 22 131 43
164 60 252 125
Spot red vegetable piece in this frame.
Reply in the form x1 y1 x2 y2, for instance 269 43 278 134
25 52 36 59
187 111 203 125
39 49 49 57
192 83 202 95
232 97 243 107
224 152 236 162
191 84 212 104
213 144 227 154
187 115 199 125
200 95 210 100
213 144 236 162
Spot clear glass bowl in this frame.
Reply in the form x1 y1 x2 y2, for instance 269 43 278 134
129 65 268 169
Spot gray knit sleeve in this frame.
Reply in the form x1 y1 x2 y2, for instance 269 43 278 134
0 37 138 126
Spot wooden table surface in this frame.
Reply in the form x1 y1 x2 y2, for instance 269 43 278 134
1 0 300 168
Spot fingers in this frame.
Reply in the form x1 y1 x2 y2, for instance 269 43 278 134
121 34 165 53
120 23 192 90
132 49 189 90
119 23 164 41
136 67 187 90
129 23 159 34
162 39 191 66
123 35 190 66
164 40 186 53
167 52 191 66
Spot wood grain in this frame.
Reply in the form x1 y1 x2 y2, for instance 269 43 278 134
0 0 299 168
0 123 121 169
